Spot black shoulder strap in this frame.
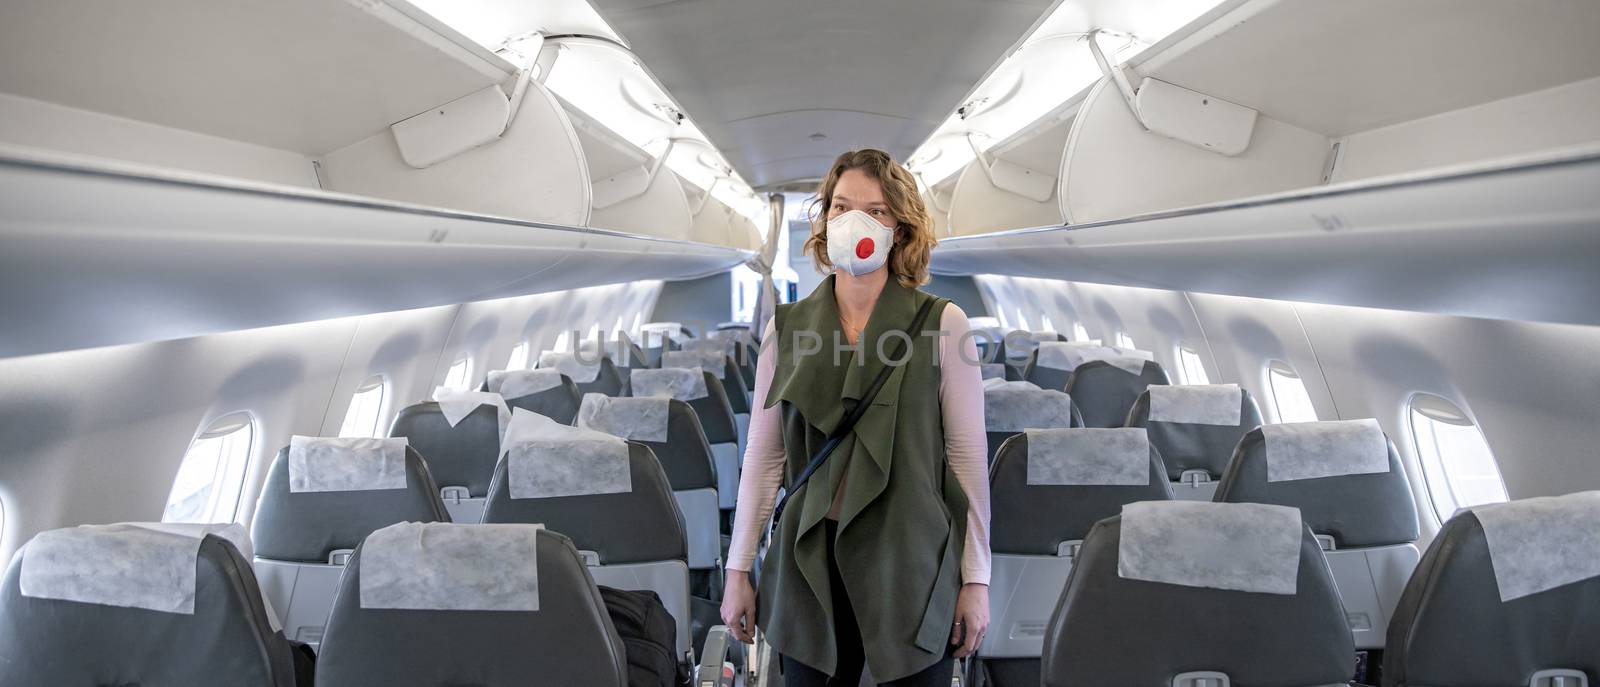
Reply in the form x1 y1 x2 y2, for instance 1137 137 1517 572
770 296 943 528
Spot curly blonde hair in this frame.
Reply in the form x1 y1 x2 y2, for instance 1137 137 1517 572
803 149 936 287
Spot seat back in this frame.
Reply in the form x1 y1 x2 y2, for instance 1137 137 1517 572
1 523 299 686
1215 420 1420 650
315 524 628 686
251 437 449 647
1126 384 1265 501
635 366 741 512
539 350 625 398
1043 501 1354 686
606 339 652 396
483 417 692 657
1020 340 1113 392
1065 358 1171 428
388 392 509 522
486 368 583 425
983 385 1083 464
1384 492 1600 686
577 393 720 570
984 429 1173 663
1002 330 1065 380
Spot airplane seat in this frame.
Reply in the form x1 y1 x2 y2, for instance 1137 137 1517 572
983 384 1085 464
1126 384 1265 501
251 437 449 649
1215 419 1421 654
1043 501 1354 686
978 429 1174 686
481 418 695 661
1002 330 1064 381
314 523 628 687
1383 491 1600 687
635 366 742 525
576 393 722 589
0 523 304 686
539 350 626 398
485 369 584 425
607 339 653 396
1065 358 1171 428
663 346 751 476
387 393 508 523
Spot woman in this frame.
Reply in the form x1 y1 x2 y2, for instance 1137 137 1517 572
721 149 991 686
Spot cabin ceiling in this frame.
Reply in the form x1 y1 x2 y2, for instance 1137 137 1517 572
589 0 1054 189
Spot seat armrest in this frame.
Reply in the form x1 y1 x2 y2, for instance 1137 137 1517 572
696 625 737 687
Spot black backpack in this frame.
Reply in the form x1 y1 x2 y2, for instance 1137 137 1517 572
598 585 689 687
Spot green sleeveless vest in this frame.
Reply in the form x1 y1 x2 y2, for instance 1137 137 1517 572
756 275 968 681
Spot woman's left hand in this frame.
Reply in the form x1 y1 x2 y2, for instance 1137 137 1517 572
950 582 990 658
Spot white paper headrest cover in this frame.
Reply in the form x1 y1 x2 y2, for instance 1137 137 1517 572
288 435 409 493
576 393 671 442
500 409 632 499
1262 419 1389 483
631 367 709 401
1474 491 1600 602
20 522 249 614
1118 501 1303 595
537 351 602 383
487 369 566 400
1025 428 1150 486
984 388 1074 432
1148 384 1244 426
360 522 543 611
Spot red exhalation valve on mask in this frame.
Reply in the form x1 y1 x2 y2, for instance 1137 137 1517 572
855 238 875 259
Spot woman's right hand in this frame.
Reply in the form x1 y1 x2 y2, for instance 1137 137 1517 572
721 569 758 644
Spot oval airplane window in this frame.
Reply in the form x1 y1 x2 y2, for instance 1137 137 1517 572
163 412 255 523
1039 314 1054 332
1115 331 1138 350
338 375 387 439
1014 309 1031 332
1176 345 1211 385
1409 393 1508 522
442 356 473 391
1266 360 1318 423
1072 322 1091 343
506 341 531 372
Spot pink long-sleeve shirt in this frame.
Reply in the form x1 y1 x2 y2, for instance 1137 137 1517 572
725 303 993 586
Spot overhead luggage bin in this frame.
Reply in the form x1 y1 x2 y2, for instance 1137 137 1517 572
1056 0 1600 223
0 150 754 359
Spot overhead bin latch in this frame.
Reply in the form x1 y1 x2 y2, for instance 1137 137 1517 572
389 33 544 169
1087 29 1258 156
963 133 1057 203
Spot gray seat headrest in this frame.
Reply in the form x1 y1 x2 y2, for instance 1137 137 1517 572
990 433 1173 555
686 371 738 444
0 532 299 686
388 401 502 496
577 356 626 397
483 373 583 425
1215 426 1420 548
252 444 449 562
639 400 717 491
1042 516 1354 686
483 442 688 565
314 529 628 686
1064 359 1171 428
1384 501 1600 684
1126 387 1265 480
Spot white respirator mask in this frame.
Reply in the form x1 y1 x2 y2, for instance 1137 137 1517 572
825 210 896 277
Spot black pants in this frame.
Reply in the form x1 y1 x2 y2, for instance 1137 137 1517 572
781 520 957 687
